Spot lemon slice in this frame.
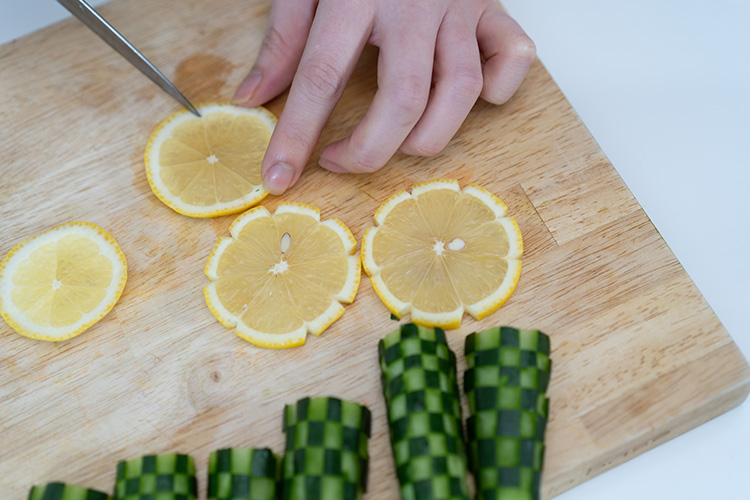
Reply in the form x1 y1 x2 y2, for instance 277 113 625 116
204 202 361 348
362 179 523 329
0 222 128 341
145 103 276 218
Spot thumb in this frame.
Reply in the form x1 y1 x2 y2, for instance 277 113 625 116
233 0 316 106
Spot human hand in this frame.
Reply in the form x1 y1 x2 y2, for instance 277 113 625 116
234 0 536 195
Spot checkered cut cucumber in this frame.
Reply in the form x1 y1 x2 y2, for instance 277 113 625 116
208 448 279 500
464 326 552 500
114 453 197 500
378 323 470 500
281 397 372 500
28 482 111 500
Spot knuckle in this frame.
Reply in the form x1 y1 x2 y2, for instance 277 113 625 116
278 121 313 150
351 153 383 173
451 65 484 99
388 74 430 117
403 137 444 157
348 138 385 173
481 83 508 105
352 158 383 173
297 58 347 102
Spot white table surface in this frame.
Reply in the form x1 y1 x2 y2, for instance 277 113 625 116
1 1 748 499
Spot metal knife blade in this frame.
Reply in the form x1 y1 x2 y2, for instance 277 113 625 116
57 0 200 117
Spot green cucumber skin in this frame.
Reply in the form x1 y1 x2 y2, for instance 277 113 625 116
208 448 279 500
464 326 552 500
28 482 111 500
379 323 470 500
281 397 371 500
114 453 197 500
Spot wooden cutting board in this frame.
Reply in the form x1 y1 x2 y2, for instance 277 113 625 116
1 0 747 498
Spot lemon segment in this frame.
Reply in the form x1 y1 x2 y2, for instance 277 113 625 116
361 179 523 329
0 222 127 341
145 103 276 218
204 202 360 348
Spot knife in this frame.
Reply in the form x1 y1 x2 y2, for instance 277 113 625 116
57 0 201 117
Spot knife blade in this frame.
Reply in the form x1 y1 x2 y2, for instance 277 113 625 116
57 0 201 117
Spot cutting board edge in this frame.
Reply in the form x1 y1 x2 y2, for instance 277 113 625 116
544 343 750 498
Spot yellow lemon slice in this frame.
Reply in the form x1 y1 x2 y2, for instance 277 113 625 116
145 103 276 217
0 222 128 341
361 179 523 329
204 202 361 348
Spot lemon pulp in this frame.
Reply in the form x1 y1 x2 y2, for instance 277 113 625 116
204 203 360 348
145 104 276 217
362 179 522 329
0 222 127 341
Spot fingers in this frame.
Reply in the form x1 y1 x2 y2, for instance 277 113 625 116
241 0 534 189
399 9 483 157
260 1 373 194
476 5 536 105
233 0 317 107
319 9 440 173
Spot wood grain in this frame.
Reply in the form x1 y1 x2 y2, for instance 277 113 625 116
0 0 748 498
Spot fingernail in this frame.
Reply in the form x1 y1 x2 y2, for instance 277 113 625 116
318 158 347 173
263 162 295 195
233 69 263 105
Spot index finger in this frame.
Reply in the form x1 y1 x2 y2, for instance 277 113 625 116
261 2 373 195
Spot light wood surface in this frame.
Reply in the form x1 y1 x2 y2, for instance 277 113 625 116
0 0 747 498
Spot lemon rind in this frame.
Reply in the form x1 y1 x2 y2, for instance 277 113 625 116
369 274 410 318
410 305 464 331
236 322 307 349
374 190 412 226
204 237 233 281
465 183 509 218
320 218 357 255
275 201 320 221
0 221 127 341
229 206 273 238
411 178 461 197
334 256 361 304
498 217 524 259
360 226 380 276
465 259 523 320
203 282 238 329
144 103 275 218
305 300 346 337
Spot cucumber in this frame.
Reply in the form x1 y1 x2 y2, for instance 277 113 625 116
28 482 111 500
378 323 470 500
114 453 197 500
208 448 278 500
281 397 371 500
464 326 552 500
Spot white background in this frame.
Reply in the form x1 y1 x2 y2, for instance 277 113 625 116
1 1 748 499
